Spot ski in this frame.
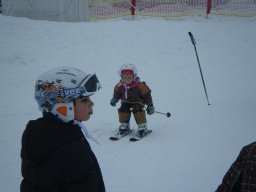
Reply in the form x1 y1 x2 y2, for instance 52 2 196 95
129 130 152 142
109 130 132 141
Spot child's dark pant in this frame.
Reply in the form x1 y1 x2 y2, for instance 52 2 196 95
118 102 146 125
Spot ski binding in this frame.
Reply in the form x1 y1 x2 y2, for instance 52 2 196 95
129 130 152 142
109 129 132 141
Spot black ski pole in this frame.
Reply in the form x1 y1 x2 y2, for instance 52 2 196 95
188 32 210 105
155 111 171 118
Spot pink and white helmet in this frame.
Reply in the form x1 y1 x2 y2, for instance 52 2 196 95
118 63 138 76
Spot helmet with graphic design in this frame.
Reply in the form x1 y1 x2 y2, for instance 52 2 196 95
118 63 138 76
34 67 101 122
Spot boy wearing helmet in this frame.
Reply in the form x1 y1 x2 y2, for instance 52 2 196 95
110 63 155 137
20 67 105 192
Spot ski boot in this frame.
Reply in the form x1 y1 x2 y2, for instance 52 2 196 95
137 123 148 137
119 123 130 135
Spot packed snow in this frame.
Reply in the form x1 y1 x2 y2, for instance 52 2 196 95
0 14 256 192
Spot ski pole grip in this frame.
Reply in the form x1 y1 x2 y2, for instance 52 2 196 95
188 32 196 45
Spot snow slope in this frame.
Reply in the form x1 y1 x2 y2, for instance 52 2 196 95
0 15 256 192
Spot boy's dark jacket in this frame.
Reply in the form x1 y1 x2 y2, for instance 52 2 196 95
20 113 105 192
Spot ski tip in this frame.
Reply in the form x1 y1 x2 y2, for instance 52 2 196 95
129 138 139 142
109 137 119 141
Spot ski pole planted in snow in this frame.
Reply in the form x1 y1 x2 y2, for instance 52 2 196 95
155 111 171 118
188 32 211 105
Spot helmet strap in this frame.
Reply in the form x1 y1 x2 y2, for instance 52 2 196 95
50 102 74 123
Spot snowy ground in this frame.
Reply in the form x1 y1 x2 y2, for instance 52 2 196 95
0 14 256 192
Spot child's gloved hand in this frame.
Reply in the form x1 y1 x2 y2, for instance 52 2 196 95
110 98 117 107
146 105 155 115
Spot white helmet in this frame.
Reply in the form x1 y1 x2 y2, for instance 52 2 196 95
35 67 101 122
118 63 138 76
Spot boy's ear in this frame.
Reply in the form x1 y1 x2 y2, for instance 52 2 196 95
51 103 75 122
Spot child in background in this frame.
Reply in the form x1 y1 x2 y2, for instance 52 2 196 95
110 63 155 136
